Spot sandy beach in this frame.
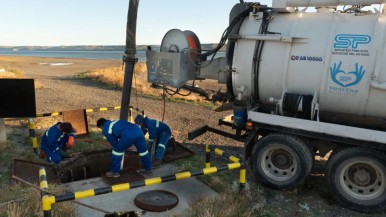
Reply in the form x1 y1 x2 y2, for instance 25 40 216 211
0 55 237 146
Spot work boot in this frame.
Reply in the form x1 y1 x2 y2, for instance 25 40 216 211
105 171 120 178
138 169 153 176
153 159 162 168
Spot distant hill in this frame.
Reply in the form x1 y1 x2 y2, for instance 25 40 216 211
0 44 226 52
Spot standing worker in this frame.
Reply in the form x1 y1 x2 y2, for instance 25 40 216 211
40 122 75 164
97 118 152 178
134 115 172 167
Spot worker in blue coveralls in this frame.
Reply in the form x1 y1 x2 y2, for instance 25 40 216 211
134 115 172 167
97 118 152 178
40 122 75 164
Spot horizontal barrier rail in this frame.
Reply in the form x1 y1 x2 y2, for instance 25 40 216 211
42 161 243 215
208 145 240 163
36 106 145 117
206 144 246 189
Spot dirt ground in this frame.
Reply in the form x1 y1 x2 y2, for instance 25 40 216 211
1 56 385 217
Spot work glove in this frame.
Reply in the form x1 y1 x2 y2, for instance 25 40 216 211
66 136 75 148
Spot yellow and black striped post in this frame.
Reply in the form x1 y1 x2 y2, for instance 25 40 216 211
206 145 246 190
41 162 241 216
40 167 52 217
239 163 247 190
205 144 211 168
129 108 134 123
28 118 38 155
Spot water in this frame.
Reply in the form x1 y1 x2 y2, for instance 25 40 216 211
0 50 143 61
0 49 225 62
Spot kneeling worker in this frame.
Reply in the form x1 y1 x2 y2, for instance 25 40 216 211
97 118 152 178
40 122 75 164
134 115 172 167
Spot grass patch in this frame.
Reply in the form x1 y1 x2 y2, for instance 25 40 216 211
175 155 239 192
80 63 216 105
0 68 42 88
0 140 75 217
0 184 75 217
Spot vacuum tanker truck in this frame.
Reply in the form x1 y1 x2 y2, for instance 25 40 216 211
146 0 386 212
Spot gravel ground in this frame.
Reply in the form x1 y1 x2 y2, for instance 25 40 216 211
2 56 385 217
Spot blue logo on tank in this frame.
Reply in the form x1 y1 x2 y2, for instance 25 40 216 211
334 34 371 49
330 61 366 87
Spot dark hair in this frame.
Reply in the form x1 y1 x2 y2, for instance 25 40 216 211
97 118 106 128
60 122 75 134
134 115 144 125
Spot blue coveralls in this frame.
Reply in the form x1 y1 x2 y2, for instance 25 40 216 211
141 117 172 160
102 120 152 173
41 122 75 164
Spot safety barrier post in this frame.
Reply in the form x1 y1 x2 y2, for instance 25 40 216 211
129 108 133 123
40 162 241 216
40 167 53 217
205 144 211 168
28 118 38 155
239 162 246 190
207 145 246 191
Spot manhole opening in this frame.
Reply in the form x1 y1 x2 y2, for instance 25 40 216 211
56 149 141 183
12 149 141 184
12 143 194 184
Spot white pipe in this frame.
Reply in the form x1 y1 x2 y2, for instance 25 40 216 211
371 80 386 90
273 0 386 8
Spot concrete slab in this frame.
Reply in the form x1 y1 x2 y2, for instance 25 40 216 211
62 163 218 217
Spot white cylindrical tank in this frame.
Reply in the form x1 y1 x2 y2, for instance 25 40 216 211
232 9 386 120
273 0 386 8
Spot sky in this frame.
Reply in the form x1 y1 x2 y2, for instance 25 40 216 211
0 0 270 46
0 0 381 46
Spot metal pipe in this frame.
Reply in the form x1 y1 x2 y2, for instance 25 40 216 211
371 80 386 90
120 0 139 121
275 0 386 7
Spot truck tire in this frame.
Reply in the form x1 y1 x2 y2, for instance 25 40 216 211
326 148 386 213
250 134 313 190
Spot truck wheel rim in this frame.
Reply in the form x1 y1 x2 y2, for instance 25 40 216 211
261 145 297 181
340 161 386 200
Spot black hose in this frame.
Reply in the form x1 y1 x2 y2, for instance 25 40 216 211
253 10 273 101
201 6 252 59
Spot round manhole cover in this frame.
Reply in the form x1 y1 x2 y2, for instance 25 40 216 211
134 190 179 212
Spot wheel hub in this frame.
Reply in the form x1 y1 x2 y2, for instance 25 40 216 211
340 161 386 201
261 146 298 182
348 163 376 187
272 150 293 170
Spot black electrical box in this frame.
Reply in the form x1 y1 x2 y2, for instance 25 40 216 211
0 79 36 118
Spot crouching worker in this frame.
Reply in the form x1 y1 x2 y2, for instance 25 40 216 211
134 115 171 167
97 118 152 178
40 122 75 164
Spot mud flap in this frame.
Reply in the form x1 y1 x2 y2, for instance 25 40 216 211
244 127 259 160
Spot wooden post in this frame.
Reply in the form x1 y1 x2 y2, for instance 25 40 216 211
0 118 6 144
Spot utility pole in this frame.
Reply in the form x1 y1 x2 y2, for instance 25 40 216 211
120 0 139 121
